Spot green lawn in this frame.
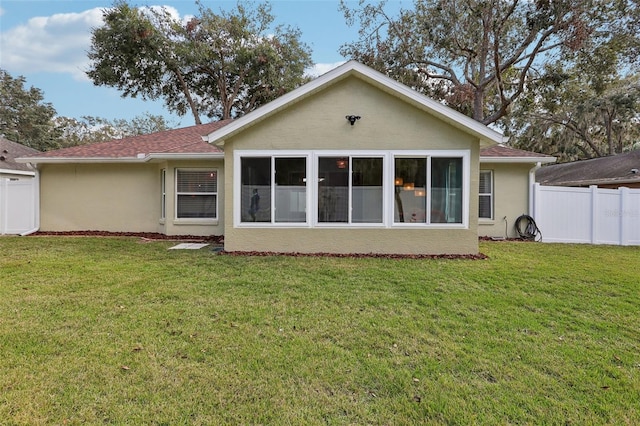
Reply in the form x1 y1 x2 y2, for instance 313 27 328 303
1 236 638 425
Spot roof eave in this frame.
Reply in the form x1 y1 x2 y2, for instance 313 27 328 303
481 156 557 164
145 152 224 161
544 177 640 187
0 168 36 176
16 152 224 164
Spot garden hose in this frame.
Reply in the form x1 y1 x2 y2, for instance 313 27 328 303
515 214 542 241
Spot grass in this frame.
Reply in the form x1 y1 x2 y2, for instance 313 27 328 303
0 236 638 425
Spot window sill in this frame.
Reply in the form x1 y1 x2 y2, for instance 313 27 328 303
173 219 219 226
235 223 467 229
479 219 495 225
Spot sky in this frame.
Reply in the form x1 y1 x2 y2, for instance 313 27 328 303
0 0 406 127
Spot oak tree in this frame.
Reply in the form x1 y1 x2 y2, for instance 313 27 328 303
339 0 624 127
87 1 313 124
0 69 61 151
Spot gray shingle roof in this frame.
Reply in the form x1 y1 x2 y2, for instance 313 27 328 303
0 137 40 172
19 120 232 160
536 150 640 187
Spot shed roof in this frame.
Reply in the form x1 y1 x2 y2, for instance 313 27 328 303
17 120 231 164
536 150 640 187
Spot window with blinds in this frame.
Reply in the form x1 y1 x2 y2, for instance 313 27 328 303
176 169 218 219
479 170 493 219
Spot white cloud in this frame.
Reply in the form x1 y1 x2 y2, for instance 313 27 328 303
0 5 198 81
0 8 105 80
305 61 345 78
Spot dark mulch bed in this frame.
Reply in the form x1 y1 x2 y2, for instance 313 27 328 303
27 231 488 259
219 250 487 260
28 231 224 244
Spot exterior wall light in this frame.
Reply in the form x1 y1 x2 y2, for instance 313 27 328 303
345 115 361 125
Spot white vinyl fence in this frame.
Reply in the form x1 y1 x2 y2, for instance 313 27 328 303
532 183 640 246
0 177 37 235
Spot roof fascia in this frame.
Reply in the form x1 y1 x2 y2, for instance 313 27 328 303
16 152 224 164
481 156 557 164
205 61 505 147
0 168 35 176
549 178 640 187
145 153 224 161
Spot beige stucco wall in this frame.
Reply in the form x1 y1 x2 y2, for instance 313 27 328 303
38 160 224 237
222 77 481 255
478 162 532 239
39 163 161 233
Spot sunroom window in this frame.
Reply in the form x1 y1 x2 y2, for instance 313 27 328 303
318 156 383 224
394 157 427 223
431 157 463 223
176 169 217 219
393 156 463 224
240 156 307 223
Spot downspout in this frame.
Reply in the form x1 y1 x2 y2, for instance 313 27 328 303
528 162 541 217
20 163 40 236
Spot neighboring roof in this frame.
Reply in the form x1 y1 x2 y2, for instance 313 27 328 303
204 60 506 148
536 150 640 187
0 136 40 175
480 145 556 164
17 120 232 164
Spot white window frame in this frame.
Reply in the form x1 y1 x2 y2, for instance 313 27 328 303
314 152 388 227
238 152 312 227
479 169 494 220
234 150 469 229
160 168 166 221
174 168 218 223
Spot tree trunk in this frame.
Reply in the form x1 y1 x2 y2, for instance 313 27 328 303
172 67 201 125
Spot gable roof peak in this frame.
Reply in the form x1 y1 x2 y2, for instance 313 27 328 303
204 60 505 147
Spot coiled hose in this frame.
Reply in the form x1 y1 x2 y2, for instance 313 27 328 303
515 214 542 241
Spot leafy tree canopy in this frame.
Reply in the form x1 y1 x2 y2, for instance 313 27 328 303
0 68 172 150
0 69 61 151
506 0 640 161
339 0 638 133
56 113 176 148
87 0 313 124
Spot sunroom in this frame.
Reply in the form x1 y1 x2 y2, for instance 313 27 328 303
234 150 469 228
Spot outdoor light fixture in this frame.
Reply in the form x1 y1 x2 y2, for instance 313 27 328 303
345 115 361 125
